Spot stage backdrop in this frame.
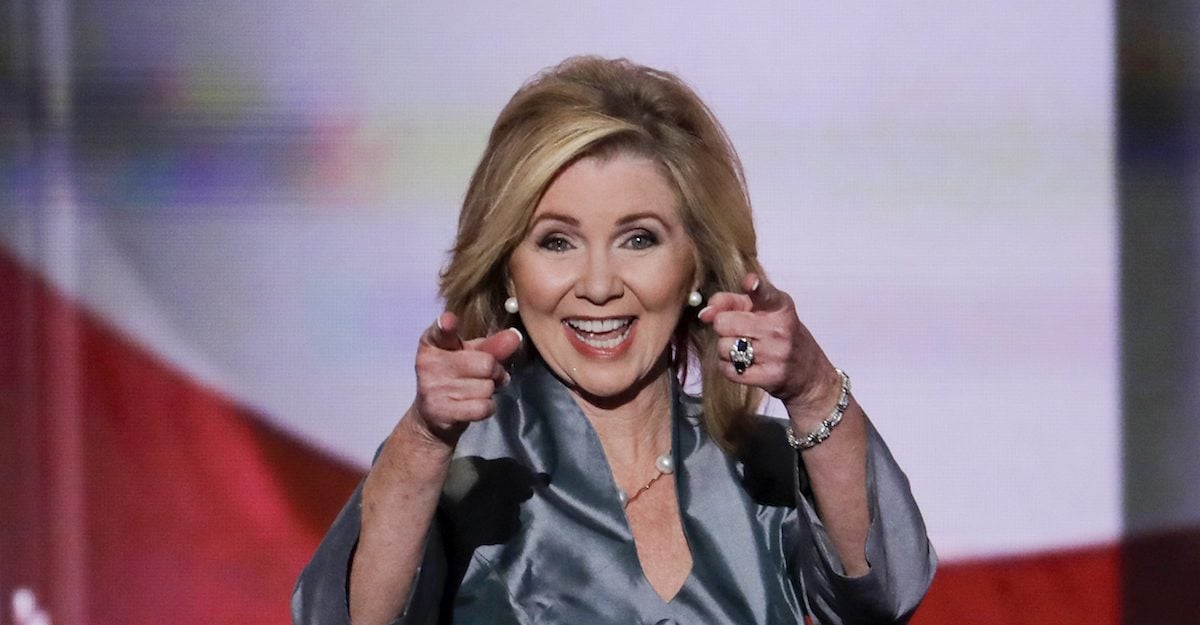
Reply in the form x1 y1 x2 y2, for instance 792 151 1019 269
2 1 1195 624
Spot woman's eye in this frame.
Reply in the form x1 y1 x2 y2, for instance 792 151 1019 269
625 231 659 250
538 235 573 253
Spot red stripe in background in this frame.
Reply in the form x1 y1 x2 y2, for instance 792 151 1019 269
913 544 1119 625
3 248 1193 625
0 250 363 625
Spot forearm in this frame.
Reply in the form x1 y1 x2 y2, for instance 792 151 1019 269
786 366 871 577
350 410 455 625
794 399 871 576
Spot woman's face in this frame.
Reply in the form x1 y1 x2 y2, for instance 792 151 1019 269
508 153 696 402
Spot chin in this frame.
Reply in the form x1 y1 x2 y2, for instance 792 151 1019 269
552 354 670 408
571 373 638 400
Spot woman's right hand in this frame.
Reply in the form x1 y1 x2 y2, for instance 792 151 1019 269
350 312 521 625
409 311 523 447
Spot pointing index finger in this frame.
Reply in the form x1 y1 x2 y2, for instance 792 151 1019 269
744 273 785 312
423 311 464 351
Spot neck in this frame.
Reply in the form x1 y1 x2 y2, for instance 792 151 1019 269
572 370 674 469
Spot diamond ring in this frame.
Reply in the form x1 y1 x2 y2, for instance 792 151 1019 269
730 337 754 374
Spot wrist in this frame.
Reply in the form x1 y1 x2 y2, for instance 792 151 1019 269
785 368 852 451
394 408 461 460
362 410 457 506
784 363 841 426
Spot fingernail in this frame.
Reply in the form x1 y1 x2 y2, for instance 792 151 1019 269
697 306 712 319
508 327 523 342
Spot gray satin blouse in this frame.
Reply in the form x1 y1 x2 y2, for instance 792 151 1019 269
292 360 935 625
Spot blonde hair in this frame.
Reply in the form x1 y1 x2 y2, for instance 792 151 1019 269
439 56 764 450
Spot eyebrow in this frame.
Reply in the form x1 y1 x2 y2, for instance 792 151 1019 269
529 211 580 227
529 211 670 228
615 211 670 228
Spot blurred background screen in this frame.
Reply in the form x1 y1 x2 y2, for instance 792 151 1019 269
1 1 1196 624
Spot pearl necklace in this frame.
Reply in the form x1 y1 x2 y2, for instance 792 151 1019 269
618 452 674 508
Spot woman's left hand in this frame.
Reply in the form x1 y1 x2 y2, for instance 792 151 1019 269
697 273 842 422
700 272 872 576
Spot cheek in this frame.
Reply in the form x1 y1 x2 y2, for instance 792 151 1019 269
626 262 692 314
646 248 696 306
510 255 572 313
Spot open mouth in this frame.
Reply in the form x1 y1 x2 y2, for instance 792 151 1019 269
562 317 634 351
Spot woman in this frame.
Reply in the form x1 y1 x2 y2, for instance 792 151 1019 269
293 56 935 625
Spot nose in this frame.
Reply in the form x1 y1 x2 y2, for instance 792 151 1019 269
574 248 624 305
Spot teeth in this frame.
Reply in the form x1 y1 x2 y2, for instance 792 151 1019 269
565 317 633 350
579 333 627 349
566 318 630 333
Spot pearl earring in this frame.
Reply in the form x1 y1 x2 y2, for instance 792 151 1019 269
687 290 703 307
504 297 519 314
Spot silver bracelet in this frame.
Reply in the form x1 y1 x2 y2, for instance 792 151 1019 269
786 368 852 450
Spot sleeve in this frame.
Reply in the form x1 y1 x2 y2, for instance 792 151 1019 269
786 420 937 625
290 480 448 625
